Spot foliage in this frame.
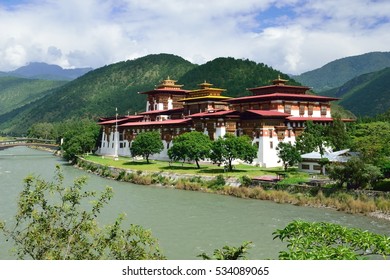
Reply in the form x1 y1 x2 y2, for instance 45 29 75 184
198 241 252 260
349 121 390 165
210 134 257 172
327 157 383 189
295 121 328 155
130 131 164 164
60 119 100 162
273 220 390 260
207 174 226 190
0 166 164 260
276 142 301 171
27 122 55 139
240 175 253 187
325 114 352 150
168 131 211 168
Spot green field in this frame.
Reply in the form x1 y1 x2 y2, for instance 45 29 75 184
83 154 310 180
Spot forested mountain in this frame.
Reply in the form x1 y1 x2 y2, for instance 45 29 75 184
0 54 353 135
321 67 390 117
5 62 93 81
0 77 67 115
292 52 390 92
178 57 300 97
0 54 196 135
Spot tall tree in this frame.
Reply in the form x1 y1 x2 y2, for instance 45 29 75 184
276 142 301 172
0 166 165 260
168 131 211 168
295 121 328 155
130 131 164 164
326 114 351 151
209 134 257 171
59 119 100 162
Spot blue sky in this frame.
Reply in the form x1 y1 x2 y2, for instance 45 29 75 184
0 0 389 74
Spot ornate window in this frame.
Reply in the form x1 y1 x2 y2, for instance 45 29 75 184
284 104 291 114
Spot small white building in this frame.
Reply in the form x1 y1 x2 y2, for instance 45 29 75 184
299 149 357 174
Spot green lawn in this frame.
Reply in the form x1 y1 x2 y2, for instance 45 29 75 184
83 154 309 180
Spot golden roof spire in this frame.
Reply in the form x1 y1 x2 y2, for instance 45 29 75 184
272 75 288 85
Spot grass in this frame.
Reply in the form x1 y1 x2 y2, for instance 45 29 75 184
83 154 303 179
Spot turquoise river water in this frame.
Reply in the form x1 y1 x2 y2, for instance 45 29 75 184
0 146 389 259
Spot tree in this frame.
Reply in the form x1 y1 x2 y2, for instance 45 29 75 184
60 119 100 162
130 131 164 164
27 122 55 139
327 157 383 189
0 166 165 260
326 114 351 151
168 131 211 168
273 220 390 260
198 241 252 260
209 134 257 172
295 121 328 155
276 142 301 172
350 121 390 165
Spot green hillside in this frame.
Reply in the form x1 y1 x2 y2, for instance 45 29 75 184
293 52 390 92
0 54 352 135
0 77 67 115
0 54 196 135
321 67 390 117
178 57 301 97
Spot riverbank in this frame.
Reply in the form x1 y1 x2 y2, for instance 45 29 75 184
76 156 390 221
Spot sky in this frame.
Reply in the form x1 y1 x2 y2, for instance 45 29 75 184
0 0 389 74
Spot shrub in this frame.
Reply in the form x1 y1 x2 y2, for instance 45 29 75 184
240 175 252 187
207 175 226 190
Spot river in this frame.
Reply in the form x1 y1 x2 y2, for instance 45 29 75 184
0 146 389 259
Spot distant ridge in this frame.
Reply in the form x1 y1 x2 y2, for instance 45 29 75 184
321 67 390 117
292 51 390 92
4 62 93 81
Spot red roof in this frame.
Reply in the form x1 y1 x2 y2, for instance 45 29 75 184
138 108 183 115
287 117 334 122
188 110 239 118
139 88 188 95
119 119 192 127
227 93 339 103
245 110 291 117
98 115 143 125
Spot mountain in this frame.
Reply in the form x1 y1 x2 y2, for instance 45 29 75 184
0 76 67 115
0 54 196 135
292 52 390 92
321 67 390 117
0 54 352 135
6 62 93 81
178 57 301 96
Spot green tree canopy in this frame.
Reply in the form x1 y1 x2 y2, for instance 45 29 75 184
27 122 55 139
327 156 383 189
0 166 165 260
276 142 301 172
273 220 390 260
130 131 164 164
168 131 212 168
349 121 390 165
295 121 328 155
59 119 100 162
326 114 351 151
209 134 257 171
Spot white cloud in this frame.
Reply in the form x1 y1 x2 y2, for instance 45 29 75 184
0 0 388 74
